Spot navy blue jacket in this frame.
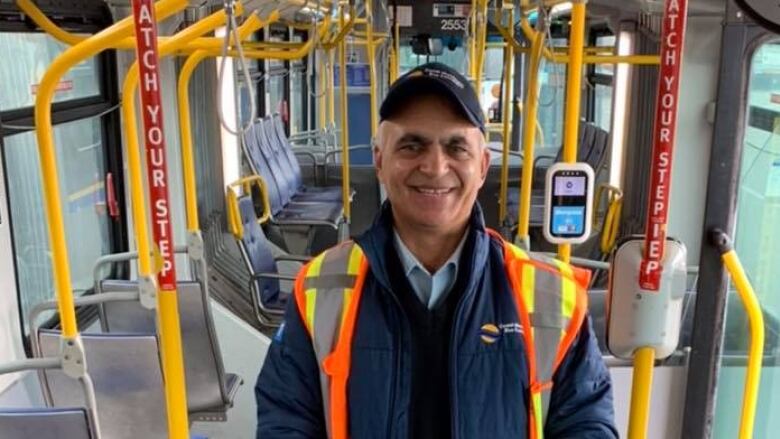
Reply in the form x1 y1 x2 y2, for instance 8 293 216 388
256 203 618 438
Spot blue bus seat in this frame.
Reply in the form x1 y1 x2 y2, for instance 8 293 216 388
95 278 242 421
36 330 169 439
241 119 345 229
269 114 351 203
0 358 98 439
234 194 305 326
0 407 95 439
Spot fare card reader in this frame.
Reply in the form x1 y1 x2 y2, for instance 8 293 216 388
543 163 594 245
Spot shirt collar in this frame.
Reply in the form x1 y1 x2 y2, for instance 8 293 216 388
393 228 469 277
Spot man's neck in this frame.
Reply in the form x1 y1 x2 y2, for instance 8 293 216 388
393 217 468 273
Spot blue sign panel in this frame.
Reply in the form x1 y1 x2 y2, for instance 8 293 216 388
334 64 371 87
551 206 585 236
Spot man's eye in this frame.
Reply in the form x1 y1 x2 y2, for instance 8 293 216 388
449 144 469 155
400 144 421 151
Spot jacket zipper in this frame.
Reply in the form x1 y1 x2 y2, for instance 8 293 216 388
449 281 476 439
385 286 405 439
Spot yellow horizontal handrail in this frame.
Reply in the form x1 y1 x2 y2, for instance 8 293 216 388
322 6 355 49
19 0 323 58
33 0 187 340
17 0 85 45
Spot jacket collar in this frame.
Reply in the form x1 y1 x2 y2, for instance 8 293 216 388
355 201 492 294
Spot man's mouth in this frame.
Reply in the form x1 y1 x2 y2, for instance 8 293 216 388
411 186 455 195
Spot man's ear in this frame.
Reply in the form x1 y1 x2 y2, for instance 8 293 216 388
479 140 490 185
374 126 386 183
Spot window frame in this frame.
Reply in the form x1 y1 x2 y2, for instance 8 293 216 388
0 2 128 349
585 26 615 125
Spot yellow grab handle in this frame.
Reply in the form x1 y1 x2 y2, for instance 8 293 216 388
712 230 764 439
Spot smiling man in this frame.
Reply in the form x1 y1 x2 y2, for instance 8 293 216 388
256 63 617 439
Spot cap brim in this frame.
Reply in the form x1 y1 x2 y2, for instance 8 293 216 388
379 76 485 132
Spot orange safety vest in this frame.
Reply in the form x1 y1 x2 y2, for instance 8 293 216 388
293 232 589 439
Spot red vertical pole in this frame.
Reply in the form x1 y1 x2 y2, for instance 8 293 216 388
130 1 190 436
639 0 689 291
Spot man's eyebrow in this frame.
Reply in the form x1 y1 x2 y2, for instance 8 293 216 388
442 134 469 145
396 133 432 145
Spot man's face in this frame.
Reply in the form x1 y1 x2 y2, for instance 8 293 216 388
374 94 490 234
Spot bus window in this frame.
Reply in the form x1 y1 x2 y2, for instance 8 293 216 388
3 117 111 332
592 35 615 130
0 31 119 333
0 33 100 112
713 40 780 439
537 38 568 150
398 43 468 76
265 27 288 119
290 31 307 135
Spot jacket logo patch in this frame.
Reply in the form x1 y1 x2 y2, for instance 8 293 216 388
480 322 523 344
480 324 501 344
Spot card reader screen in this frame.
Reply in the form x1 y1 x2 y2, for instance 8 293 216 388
551 206 585 235
554 176 586 196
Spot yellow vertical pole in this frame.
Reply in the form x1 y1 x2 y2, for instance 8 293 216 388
176 13 271 232
473 0 488 99
557 0 586 263
498 7 514 226
319 51 328 129
128 1 222 436
328 48 336 127
628 347 655 439
339 4 351 222
365 0 378 136
32 0 187 341
469 0 476 78
516 21 546 246
391 19 400 82
178 50 212 232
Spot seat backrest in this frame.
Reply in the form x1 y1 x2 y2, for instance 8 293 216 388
271 113 303 190
242 122 284 215
586 127 610 172
237 195 282 306
577 123 598 162
255 120 294 206
552 121 600 163
0 408 94 439
38 331 169 439
98 280 230 413
261 117 298 202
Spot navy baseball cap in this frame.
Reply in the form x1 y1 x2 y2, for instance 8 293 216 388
379 62 485 132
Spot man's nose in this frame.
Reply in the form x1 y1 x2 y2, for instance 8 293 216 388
418 146 449 177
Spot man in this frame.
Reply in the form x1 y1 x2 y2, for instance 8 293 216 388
256 62 617 438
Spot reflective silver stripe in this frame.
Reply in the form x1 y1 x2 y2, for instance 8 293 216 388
527 255 565 432
304 243 360 439
304 274 358 290
529 312 570 330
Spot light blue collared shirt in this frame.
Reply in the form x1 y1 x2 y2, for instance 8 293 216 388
393 229 468 309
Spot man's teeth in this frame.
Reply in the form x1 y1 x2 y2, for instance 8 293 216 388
416 187 451 194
